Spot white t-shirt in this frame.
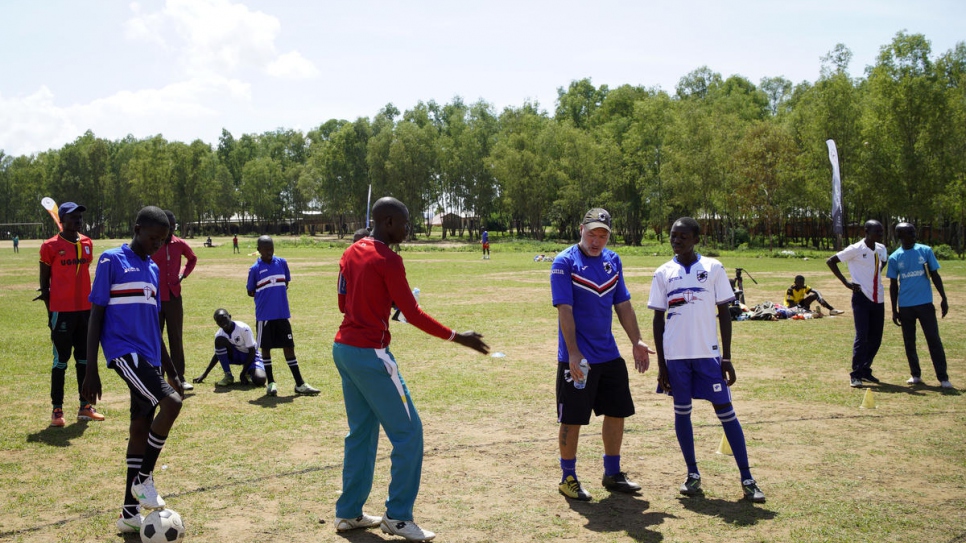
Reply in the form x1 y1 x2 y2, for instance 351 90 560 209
835 239 888 303
647 255 734 360
215 320 258 354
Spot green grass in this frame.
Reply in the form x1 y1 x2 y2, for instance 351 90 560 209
1 235 964 542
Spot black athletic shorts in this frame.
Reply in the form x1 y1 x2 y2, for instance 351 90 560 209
49 310 90 368
109 353 177 419
257 319 295 350
556 357 635 425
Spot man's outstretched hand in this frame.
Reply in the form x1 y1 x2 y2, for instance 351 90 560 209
453 331 490 354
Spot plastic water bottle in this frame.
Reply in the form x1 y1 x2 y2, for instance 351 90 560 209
399 288 420 324
574 359 590 389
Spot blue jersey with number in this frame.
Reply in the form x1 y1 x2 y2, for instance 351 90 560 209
89 244 162 365
247 256 292 321
550 244 630 364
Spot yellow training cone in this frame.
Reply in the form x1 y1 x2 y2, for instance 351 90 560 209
716 433 733 456
860 388 877 409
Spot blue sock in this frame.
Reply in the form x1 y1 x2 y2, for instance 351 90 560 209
603 454 621 477
716 405 753 481
215 348 231 372
674 401 699 474
560 458 577 482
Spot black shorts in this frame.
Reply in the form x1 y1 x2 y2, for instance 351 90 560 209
556 357 635 425
49 310 90 368
257 319 295 350
109 353 177 419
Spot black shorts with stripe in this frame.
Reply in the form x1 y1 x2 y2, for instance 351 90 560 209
556 357 635 425
257 319 295 350
109 353 176 419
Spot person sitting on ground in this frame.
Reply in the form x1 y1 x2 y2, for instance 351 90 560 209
204 236 213 247
785 275 844 315
352 228 370 243
193 309 267 387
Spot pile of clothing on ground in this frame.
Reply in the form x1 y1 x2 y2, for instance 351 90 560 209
731 300 830 321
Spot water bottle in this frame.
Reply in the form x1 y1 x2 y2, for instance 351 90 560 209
399 288 420 324
574 359 590 389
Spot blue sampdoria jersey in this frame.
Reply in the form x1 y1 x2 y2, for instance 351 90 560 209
247 256 291 321
886 243 940 308
550 244 630 364
89 244 162 365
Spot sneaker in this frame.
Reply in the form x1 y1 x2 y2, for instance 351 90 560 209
295 382 320 395
266 382 278 396
850 378 863 388
742 479 766 503
181 381 194 391
116 513 141 534
830 309 845 316
558 475 592 501
380 517 436 542
50 408 65 427
861 373 880 384
131 475 166 509
602 471 641 493
907 376 923 385
941 380 954 389
78 404 105 421
216 373 234 387
680 473 703 496
335 513 382 532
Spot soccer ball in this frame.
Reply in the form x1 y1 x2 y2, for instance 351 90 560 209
141 508 185 543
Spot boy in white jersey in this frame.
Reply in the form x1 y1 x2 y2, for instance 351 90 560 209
193 308 267 387
647 217 765 503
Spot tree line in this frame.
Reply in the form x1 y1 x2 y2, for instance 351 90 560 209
1 32 964 252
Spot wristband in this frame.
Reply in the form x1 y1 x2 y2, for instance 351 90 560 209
721 358 732 363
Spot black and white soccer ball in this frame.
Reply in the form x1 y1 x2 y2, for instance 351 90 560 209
141 508 185 543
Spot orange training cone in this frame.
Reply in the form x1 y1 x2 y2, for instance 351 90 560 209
716 433 733 456
860 388 877 409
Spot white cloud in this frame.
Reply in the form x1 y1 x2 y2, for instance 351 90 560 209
125 0 318 78
266 51 320 80
0 78 252 156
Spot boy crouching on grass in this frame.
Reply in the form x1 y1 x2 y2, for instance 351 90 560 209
82 206 184 534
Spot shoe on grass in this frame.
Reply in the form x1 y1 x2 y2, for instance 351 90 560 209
907 376 923 385
680 473 703 496
295 382 320 395
380 517 435 542
216 373 234 387
116 513 141 534
861 373 880 384
336 513 382 532
602 471 641 493
78 404 105 421
50 408 65 427
850 378 863 388
830 309 845 315
559 475 592 501
181 380 194 391
941 380 954 389
266 382 278 396
131 475 165 509
742 479 766 503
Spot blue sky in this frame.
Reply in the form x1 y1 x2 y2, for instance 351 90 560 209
1 0 963 157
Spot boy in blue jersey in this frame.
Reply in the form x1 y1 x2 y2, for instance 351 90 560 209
192 308 268 387
887 223 952 388
648 217 765 503
551 208 653 501
247 235 319 397
82 206 184 534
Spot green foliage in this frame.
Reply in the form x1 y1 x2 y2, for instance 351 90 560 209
932 244 955 260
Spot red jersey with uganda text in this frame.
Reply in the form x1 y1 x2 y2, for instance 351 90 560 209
39 233 93 312
336 237 453 348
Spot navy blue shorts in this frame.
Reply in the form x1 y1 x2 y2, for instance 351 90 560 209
666 357 733 405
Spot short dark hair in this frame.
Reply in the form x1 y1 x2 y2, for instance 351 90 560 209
136 206 169 228
673 217 701 236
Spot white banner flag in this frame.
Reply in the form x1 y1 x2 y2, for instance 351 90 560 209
826 139 843 236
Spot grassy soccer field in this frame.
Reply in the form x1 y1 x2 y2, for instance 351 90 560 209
1 235 964 543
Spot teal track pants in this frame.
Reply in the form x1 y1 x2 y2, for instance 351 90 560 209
333 343 423 521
